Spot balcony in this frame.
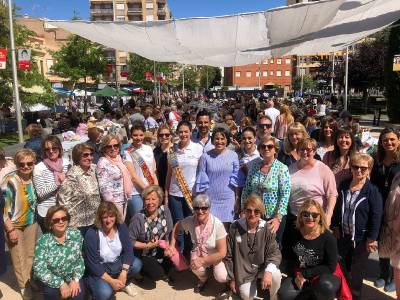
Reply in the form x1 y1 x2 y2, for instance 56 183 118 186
127 6 142 13
90 8 113 15
127 0 142 2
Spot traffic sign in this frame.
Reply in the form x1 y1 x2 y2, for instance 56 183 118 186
0 48 7 70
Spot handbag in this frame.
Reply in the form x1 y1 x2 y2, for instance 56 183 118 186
103 257 123 276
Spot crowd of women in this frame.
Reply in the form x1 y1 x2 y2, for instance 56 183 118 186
1 100 400 300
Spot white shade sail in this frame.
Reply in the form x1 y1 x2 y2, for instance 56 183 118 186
49 0 400 67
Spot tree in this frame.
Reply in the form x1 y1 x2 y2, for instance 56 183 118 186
293 75 316 92
384 21 400 123
52 35 107 109
0 3 55 106
199 66 219 89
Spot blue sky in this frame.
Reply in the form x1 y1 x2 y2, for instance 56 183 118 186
15 0 286 20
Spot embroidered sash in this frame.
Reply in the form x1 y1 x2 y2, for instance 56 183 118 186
129 149 155 185
168 149 193 211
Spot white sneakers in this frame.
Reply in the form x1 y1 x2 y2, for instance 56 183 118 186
123 283 138 298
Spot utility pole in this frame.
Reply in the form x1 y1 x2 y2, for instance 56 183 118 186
182 65 185 96
8 0 23 143
331 52 335 95
344 46 349 111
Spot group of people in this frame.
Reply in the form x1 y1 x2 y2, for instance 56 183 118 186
0 96 399 300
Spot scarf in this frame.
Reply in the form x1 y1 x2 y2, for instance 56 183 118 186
193 214 214 258
105 154 133 199
143 205 168 257
43 158 64 186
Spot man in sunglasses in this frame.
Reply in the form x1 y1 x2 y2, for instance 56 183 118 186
256 115 273 145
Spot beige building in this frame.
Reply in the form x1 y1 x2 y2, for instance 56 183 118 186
90 0 172 83
16 18 71 86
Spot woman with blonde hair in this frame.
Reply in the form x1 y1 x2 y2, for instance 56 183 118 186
278 200 346 300
277 122 309 167
274 104 294 140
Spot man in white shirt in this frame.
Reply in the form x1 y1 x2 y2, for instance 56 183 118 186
264 100 280 131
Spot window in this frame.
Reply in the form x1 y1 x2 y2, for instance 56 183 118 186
256 71 260 77
263 60 268 65
277 58 282 64
235 71 241 78
46 59 54 72
263 71 268 77
270 58 274 64
246 71 252 78
276 71 282 77
285 58 291 64
146 3 153 9
270 71 274 76
116 16 125 21
116 3 125 10
285 70 291 77
146 15 153 21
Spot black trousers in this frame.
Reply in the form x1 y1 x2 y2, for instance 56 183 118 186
140 248 172 281
378 257 393 283
278 273 340 300
337 235 369 300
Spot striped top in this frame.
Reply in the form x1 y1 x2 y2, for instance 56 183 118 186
3 175 37 228
195 149 239 222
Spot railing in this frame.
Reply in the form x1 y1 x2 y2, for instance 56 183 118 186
90 8 113 14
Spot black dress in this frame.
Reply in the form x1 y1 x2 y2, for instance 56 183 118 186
153 146 168 189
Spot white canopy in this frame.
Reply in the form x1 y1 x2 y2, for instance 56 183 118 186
49 0 400 67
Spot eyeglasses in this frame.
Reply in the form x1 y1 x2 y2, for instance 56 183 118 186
193 206 209 212
299 148 315 153
301 211 320 219
51 216 69 224
105 144 119 150
260 144 275 151
82 152 94 158
18 162 34 168
158 133 171 138
351 165 369 172
45 147 59 152
244 208 261 216
258 124 272 129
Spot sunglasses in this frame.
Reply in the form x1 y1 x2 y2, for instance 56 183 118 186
351 165 368 172
193 206 209 212
258 124 272 129
244 208 261 216
45 147 59 152
158 133 171 138
18 162 34 168
82 152 94 158
105 144 119 150
51 216 69 224
299 148 315 153
260 144 275 151
301 211 320 219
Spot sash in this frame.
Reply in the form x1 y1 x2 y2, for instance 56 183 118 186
168 149 193 211
129 149 155 185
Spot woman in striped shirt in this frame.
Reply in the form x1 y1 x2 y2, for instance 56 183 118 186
3 149 38 298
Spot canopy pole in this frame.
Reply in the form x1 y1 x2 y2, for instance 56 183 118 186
153 61 157 105
344 46 349 111
8 0 23 143
258 62 261 90
331 52 335 95
182 65 185 96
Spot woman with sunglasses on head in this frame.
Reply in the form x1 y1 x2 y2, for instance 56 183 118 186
225 195 282 300
165 121 203 251
33 135 70 233
58 143 101 236
96 134 134 221
277 122 311 167
166 194 228 293
370 127 400 292
241 136 290 246
278 200 345 300
33 206 85 300
153 125 173 190
316 116 337 160
195 127 240 226
3 149 38 298
323 125 357 188
332 153 382 300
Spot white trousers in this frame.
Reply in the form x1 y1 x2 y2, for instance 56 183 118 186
238 269 281 300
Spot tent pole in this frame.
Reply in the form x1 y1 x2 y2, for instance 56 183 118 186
182 65 185 96
8 0 23 143
344 46 349 111
331 52 335 95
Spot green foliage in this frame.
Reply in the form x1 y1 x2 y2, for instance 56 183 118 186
293 75 316 92
199 66 221 89
384 21 400 123
52 35 107 89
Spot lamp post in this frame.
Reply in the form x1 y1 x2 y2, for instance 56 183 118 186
7 0 24 143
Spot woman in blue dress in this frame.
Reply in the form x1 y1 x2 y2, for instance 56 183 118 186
196 127 239 226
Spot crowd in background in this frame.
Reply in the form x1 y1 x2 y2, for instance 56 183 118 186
0 92 399 300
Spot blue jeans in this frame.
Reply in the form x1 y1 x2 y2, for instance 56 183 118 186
41 279 85 300
88 256 142 300
127 194 143 219
168 195 192 252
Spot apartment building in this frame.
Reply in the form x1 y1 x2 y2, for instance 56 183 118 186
89 0 172 83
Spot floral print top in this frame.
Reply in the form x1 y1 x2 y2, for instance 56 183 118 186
241 158 291 218
33 227 84 288
96 157 125 204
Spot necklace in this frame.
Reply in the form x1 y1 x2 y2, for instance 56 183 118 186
246 220 259 255
383 164 393 187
